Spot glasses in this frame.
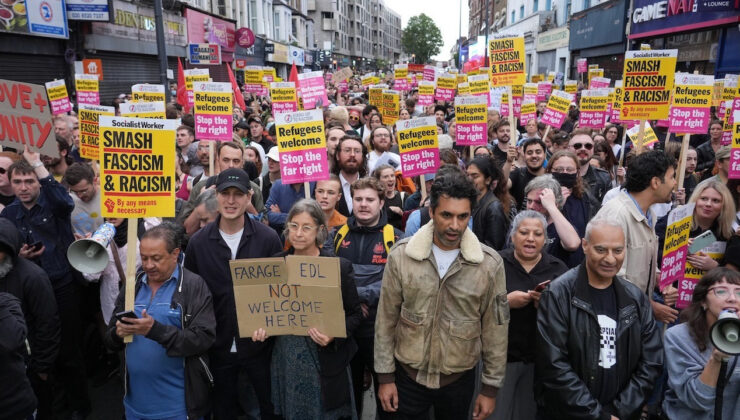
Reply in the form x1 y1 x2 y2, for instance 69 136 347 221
286 223 317 233
572 143 594 150
341 147 363 155
349 116 360 121
709 286 740 300
551 167 577 174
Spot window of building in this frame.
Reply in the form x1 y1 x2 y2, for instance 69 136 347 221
519 5 524 19
546 0 552 10
584 0 591 9
274 11 280 40
534 0 538 12
511 10 515 23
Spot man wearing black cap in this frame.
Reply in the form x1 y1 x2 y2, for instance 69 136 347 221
184 168 283 420
247 116 275 154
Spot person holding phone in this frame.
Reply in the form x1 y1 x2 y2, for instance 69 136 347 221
492 210 568 420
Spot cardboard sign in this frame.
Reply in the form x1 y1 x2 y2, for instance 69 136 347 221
132 84 166 104
193 82 233 141
0 79 58 157
621 49 678 120
669 73 714 134
659 203 694 290
454 96 487 146
396 116 439 178
231 256 346 338
417 81 435 107
520 101 537 125
78 104 114 160
488 36 526 87
274 109 328 184
541 90 573 128
75 74 100 105
679 241 726 309
120 102 166 119
45 79 72 115
590 76 611 89
730 110 740 179
298 71 328 110
578 89 610 129
435 74 456 101
380 90 401 127
99 116 177 217
577 58 587 74
627 122 659 148
270 82 298 115
184 69 210 108
332 67 353 84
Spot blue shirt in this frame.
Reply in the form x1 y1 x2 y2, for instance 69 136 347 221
265 179 315 229
124 266 186 419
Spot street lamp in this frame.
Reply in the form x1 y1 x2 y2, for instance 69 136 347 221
411 53 415 64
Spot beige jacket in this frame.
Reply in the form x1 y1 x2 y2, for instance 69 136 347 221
596 190 658 294
373 222 509 395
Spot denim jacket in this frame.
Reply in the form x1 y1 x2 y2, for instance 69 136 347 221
1 175 75 286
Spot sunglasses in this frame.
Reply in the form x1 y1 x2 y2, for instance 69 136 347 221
349 116 360 121
572 143 594 150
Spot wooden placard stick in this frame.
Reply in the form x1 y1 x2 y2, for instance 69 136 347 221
123 217 139 344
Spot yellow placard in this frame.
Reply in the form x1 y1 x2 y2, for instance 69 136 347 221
394 67 408 79
131 84 166 104
468 75 490 96
78 104 114 160
531 74 544 83
274 120 325 153
580 91 609 112
456 74 468 87
193 90 231 116
99 116 177 217
713 80 725 108
120 102 166 119
381 91 400 126
564 80 577 94
546 91 572 114
488 36 526 87
621 50 678 120
588 68 603 86
523 83 538 98
396 118 438 154
457 82 470 96
369 86 384 107
436 75 456 90
245 67 264 85
185 71 209 90
270 86 297 102
46 83 68 101
75 76 98 94
418 83 435 96
627 122 659 148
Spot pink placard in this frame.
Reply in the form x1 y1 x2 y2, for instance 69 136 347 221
395 78 409 91
396 117 440 178
578 110 606 129
50 98 72 115
656 119 669 128
280 149 329 184
272 101 297 115
435 87 454 102
400 148 439 177
338 80 348 93
659 246 688 290
77 91 99 106
423 66 436 81
677 278 699 309
455 97 488 146
195 114 232 140
298 71 328 109
577 59 587 74
417 93 433 106
244 84 263 94
669 106 711 134
541 107 567 128
536 83 552 103
590 77 611 89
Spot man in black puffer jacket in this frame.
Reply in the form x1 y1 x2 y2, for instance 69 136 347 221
0 292 38 420
535 217 662 420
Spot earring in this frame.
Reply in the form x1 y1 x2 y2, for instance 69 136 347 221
702 305 707 311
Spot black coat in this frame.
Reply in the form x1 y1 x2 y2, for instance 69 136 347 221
104 267 217 419
472 191 510 251
274 249 362 410
184 214 283 359
535 265 663 420
0 292 37 420
0 218 60 375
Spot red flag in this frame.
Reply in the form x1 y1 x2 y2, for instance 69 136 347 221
228 65 247 111
289 61 298 84
176 58 189 113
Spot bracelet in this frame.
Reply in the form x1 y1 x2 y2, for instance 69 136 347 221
31 161 44 169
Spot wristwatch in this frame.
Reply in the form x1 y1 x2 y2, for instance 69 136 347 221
31 161 44 169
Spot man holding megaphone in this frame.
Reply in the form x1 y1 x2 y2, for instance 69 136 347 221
663 267 740 420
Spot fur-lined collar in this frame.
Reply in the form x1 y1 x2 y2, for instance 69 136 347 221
405 221 484 263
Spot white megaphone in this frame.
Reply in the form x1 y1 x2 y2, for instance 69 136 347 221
67 223 116 274
710 309 740 355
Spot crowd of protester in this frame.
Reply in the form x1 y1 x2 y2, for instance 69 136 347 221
0 71 738 420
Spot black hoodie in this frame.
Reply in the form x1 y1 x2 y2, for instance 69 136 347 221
0 218 60 375
0 292 37 420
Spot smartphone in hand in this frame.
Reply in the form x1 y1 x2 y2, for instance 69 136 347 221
534 280 551 292
114 310 137 325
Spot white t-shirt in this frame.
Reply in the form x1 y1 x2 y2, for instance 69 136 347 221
71 192 104 236
432 243 460 279
219 229 244 259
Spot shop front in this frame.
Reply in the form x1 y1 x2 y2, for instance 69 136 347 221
183 7 236 83
86 0 187 102
266 42 290 79
234 36 266 84
569 0 628 82
629 0 740 77
536 26 570 79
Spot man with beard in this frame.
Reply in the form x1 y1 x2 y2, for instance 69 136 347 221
332 177 402 418
0 152 20 210
189 140 210 178
569 129 611 203
53 115 74 144
42 137 72 183
0 218 60 420
65 163 104 236
374 172 508 420
1 146 89 418
509 138 547 209
489 121 518 177
331 135 368 217
596 151 678 324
